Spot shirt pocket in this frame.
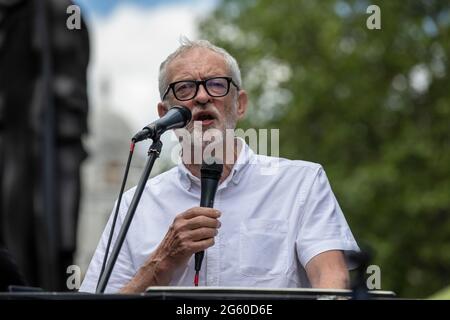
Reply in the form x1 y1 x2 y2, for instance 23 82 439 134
239 219 288 277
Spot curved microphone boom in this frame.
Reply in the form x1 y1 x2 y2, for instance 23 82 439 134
132 105 192 142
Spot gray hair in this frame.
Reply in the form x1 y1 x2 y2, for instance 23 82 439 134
158 38 242 100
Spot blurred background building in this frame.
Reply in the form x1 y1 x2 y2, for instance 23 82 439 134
74 77 147 273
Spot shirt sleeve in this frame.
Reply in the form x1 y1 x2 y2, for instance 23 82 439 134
78 198 137 293
296 166 360 269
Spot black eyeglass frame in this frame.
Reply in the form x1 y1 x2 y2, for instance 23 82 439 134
162 76 240 101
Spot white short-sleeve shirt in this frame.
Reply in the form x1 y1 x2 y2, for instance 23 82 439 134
80 140 359 293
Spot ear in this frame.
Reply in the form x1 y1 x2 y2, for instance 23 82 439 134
157 101 168 118
236 90 248 121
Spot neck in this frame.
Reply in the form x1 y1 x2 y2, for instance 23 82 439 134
183 138 242 183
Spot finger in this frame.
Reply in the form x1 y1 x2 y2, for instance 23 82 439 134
182 207 221 219
191 238 215 253
185 215 221 230
188 227 218 241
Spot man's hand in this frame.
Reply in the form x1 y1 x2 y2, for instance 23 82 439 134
305 250 350 289
152 207 221 269
120 207 221 293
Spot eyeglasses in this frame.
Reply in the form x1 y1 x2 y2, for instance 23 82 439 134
162 76 240 101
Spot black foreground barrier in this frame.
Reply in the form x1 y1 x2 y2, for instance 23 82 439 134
0 286 396 300
2 288 439 319
145 286 396 300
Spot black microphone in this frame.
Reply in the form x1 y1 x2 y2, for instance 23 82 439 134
132 105 191 142
194 158 223 286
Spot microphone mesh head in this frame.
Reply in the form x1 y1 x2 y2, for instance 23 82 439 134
201 158 223 180
172 105 192 123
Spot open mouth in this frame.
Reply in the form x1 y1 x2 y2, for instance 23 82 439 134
193 112 216 125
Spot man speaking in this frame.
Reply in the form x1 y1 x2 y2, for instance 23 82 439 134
80 39 359 293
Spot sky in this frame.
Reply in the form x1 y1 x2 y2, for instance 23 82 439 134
72 0 218 156
75 0 195 17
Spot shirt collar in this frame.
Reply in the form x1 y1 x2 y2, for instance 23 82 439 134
177 137 253 191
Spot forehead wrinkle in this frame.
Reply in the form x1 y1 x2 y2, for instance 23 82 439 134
169 65 228 82
166 49 230 83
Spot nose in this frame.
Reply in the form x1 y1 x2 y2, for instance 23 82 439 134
194 83 211 104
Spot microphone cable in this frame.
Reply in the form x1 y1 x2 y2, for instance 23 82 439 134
95 141 135 291
194 254 202 286
194 271 199 287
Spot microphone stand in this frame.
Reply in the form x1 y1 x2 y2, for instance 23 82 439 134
96 138 163 293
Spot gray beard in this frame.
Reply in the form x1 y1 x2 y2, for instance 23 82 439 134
176 120 237 165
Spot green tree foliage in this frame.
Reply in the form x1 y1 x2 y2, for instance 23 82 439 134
200 0 450 298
